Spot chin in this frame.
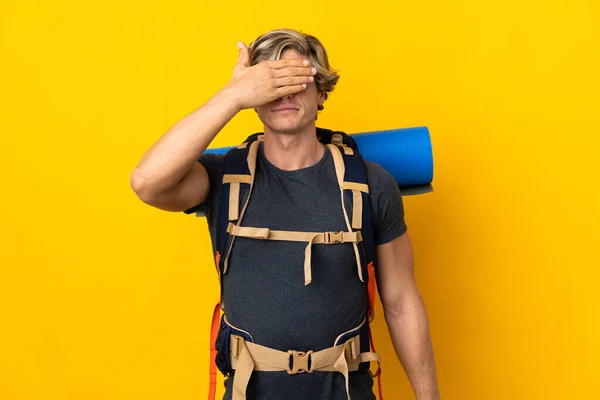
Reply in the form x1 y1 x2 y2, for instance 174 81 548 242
266 119 303 134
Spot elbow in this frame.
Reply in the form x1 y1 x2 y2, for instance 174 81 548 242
382 291 427 321
130 168 156 204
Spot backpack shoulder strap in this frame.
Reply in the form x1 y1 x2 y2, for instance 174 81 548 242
327 140 383 395
212 135 262 322
208 134 262 400
317 127 359 150
215 137 262 278
326 143 377 320
216 131 376 318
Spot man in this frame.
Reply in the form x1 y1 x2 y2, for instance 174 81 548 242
131 28 441 400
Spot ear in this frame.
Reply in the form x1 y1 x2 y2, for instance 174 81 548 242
318 91 325 106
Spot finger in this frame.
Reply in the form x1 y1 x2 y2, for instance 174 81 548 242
272 83 307 97
235 41 250 68
272 66 317 78
268 58 311 69
274 75 314 88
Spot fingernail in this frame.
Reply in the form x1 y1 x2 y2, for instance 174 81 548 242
237 42 243 49
302 83 307 88
303 60 309 66
311 67 317 74
309 76 314 82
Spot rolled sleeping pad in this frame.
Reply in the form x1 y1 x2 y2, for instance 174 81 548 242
203 126 434 196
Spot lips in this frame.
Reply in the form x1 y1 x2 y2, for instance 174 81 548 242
273 106 299 112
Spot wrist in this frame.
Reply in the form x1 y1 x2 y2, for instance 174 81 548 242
218 83 244 113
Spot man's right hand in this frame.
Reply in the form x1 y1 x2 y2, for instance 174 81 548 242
131 42 318 212
227 41 317 110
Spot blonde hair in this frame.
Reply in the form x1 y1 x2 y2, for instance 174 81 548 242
248 28 340 111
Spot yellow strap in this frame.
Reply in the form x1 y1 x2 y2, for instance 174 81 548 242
358 352 382 378
227 223 363 285
342 183 367 229
229 182 240 221
227 224 362 244
303 234 320 285
334 346 351 400
343 146 354 155
223 174 253 184
224 175 254 221
229 336 368 400
230 338 357 372
227 224 270 239
331 133 344 145
352 190 363 230
342 182 369 193
223 140 261 275
232 344 253 400
327 143 345 188
326 144 365 283
247 140 259 176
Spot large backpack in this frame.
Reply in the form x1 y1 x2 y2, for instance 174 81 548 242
208 127 384 400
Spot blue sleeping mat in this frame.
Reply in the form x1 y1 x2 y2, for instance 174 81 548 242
203 126 434 196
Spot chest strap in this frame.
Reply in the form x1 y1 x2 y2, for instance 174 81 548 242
226 222 363 285
229 333 380 400
221 143 369 285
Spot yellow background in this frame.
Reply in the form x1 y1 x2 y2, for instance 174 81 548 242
1 0 599 399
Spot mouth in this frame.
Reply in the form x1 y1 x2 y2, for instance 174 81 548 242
273 107 299 112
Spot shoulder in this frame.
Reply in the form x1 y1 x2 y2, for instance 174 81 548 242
198 152 225 177
363 160 407 244
365 160 397 195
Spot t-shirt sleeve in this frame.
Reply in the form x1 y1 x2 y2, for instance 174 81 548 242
182 153 224 218
367 162 408 246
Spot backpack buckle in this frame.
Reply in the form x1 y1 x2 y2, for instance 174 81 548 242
287 350 314 374
356 231 363 242
231 335 245 358
324 231 344 244
344 337 358 361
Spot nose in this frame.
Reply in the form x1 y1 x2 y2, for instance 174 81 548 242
278 93 295 101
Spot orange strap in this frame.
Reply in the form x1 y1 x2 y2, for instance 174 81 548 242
208 302 221 400
209 251 223 400
367 261 376 322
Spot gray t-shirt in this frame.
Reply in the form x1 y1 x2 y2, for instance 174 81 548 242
185 141 407 400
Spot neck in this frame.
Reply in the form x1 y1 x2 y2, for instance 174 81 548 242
262 125 325 171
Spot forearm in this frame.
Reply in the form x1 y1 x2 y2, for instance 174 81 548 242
131 85 241 197
383 295 441 400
